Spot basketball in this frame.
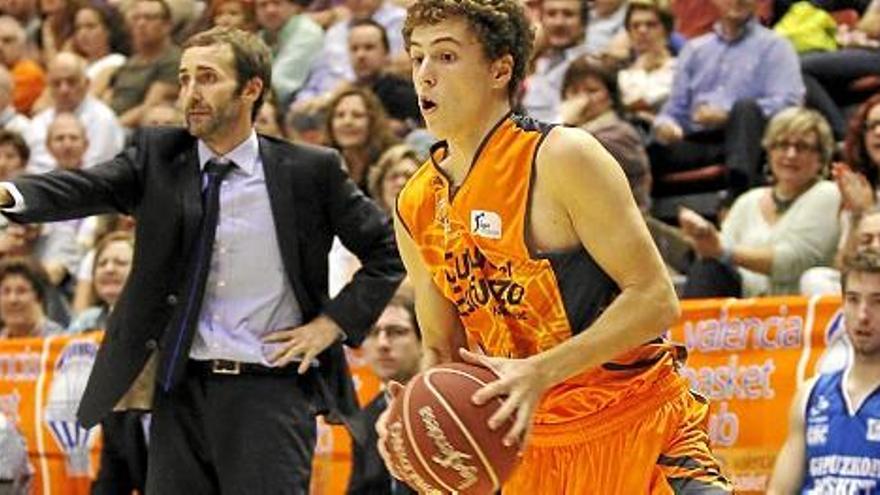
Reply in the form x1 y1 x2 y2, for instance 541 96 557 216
383 362 520 495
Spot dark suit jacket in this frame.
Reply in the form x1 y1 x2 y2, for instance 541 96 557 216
347 394 417 495
7 128 405 428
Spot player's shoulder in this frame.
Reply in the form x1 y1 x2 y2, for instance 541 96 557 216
538 125 607 175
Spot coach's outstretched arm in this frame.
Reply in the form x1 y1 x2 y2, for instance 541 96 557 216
767 383 809 494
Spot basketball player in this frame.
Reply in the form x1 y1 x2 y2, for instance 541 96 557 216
768 249 880 494
378 0 732 492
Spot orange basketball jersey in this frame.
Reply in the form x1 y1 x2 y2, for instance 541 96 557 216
396 114 681 425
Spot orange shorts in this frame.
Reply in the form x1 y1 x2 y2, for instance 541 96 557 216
503 374 732 494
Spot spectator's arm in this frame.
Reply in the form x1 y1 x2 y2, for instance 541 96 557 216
756 39 805 117
859 0 880 38
118 81 178 128
654 43 694 130
272 24 324 104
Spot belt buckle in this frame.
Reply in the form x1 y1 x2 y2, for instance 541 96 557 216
211 360 241 375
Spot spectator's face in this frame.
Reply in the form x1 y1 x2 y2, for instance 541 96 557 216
0 274 41 332
844 270 880 358
0 21 24 66
712 0 756 25
331 94 370 150
0 0 35 19
349 25 388 81
73 8 110 59
865 103 880 168
0 144 25 180
214 1 250 30
93 240 133 307
255 101 283 138
346 0 382 21
255 0 295 33
363 304 421 383
541 0 583 49
129 0 171 49
563 74 611 121
39 0 63 15
380 157 418 212
627 8 666 54
47 117 88 170
179 44 250 141
47 61 87 112
768 130 822 191
857 214 880 251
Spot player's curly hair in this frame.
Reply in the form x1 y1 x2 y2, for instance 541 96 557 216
403 0 534 100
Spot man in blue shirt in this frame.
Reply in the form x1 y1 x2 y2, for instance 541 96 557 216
769 249 880 494
649 0 803 197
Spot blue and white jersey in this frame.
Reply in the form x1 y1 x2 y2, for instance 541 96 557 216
802 366 880 494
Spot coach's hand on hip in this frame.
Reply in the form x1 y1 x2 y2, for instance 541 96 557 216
461 348 552 449
262 315 344 373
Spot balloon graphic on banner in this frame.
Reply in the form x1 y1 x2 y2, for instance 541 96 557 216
43 340 99 476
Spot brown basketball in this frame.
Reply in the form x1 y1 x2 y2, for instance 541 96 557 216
383 362 520 495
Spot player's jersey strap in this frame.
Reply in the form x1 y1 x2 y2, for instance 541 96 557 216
802 369 880 494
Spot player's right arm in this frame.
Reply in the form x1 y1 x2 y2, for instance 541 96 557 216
767 382 810 494
393 210 467 369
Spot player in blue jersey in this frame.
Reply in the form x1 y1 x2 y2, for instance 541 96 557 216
769 249 880 494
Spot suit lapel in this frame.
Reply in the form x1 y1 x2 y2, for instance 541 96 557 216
178 146 202 253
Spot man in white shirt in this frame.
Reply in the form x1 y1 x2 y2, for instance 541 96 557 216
25 52 124 174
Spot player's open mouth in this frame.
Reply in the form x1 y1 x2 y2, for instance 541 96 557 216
420 98 437 113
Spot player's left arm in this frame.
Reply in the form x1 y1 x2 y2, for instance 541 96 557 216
467 126 680 445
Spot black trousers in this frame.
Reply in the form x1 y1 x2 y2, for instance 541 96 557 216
91 411 148 495
648 99 767 195
682 258 743 299
145 363 318 495
802 48 880 139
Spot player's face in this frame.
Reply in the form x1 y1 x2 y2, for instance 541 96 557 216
364 305 422 383
179 44 248 140
844 271 880 358
409 18 502 139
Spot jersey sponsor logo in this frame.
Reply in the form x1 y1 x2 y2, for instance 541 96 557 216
470 210 502 239
807 423 829 446
868 419 880 442
810 394 831 420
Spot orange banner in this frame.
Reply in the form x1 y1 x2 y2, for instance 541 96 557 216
0 296 845 494
0 332 103 495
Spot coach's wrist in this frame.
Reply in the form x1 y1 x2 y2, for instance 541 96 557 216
0 187 12 208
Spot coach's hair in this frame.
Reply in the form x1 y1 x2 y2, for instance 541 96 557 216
403 0 534 100
842 248 880 291
183 26 272 121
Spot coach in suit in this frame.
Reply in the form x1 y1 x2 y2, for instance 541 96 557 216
0 27 404 494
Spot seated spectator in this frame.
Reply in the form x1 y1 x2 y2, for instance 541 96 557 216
617 0 676 126
70 4 130 98
348 19 420 135
285 106 325 145
37 0 84 64
0 16 44 115
649 0 803 196
26 52 125 172
367 144 420 214
45 113 88 171
256 0 323 105
679 107 841 297
801 206 880 295
71 214 135 314
296 0 406 102
139 102 183 127
105 0 181 128
68 231 133 333
0 129 28 181
0 65 29 136
185 0 257 35
325 86 398 192
802 0 880 140
346 289 420 495
522 0 590 122
0 256 64 338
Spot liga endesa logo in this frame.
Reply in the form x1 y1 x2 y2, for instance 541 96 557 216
43 339 99 476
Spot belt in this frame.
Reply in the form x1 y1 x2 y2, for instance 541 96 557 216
188 359 301 377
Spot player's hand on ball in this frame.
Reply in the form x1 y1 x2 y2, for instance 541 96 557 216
460 348 550 449
376 380 405 479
